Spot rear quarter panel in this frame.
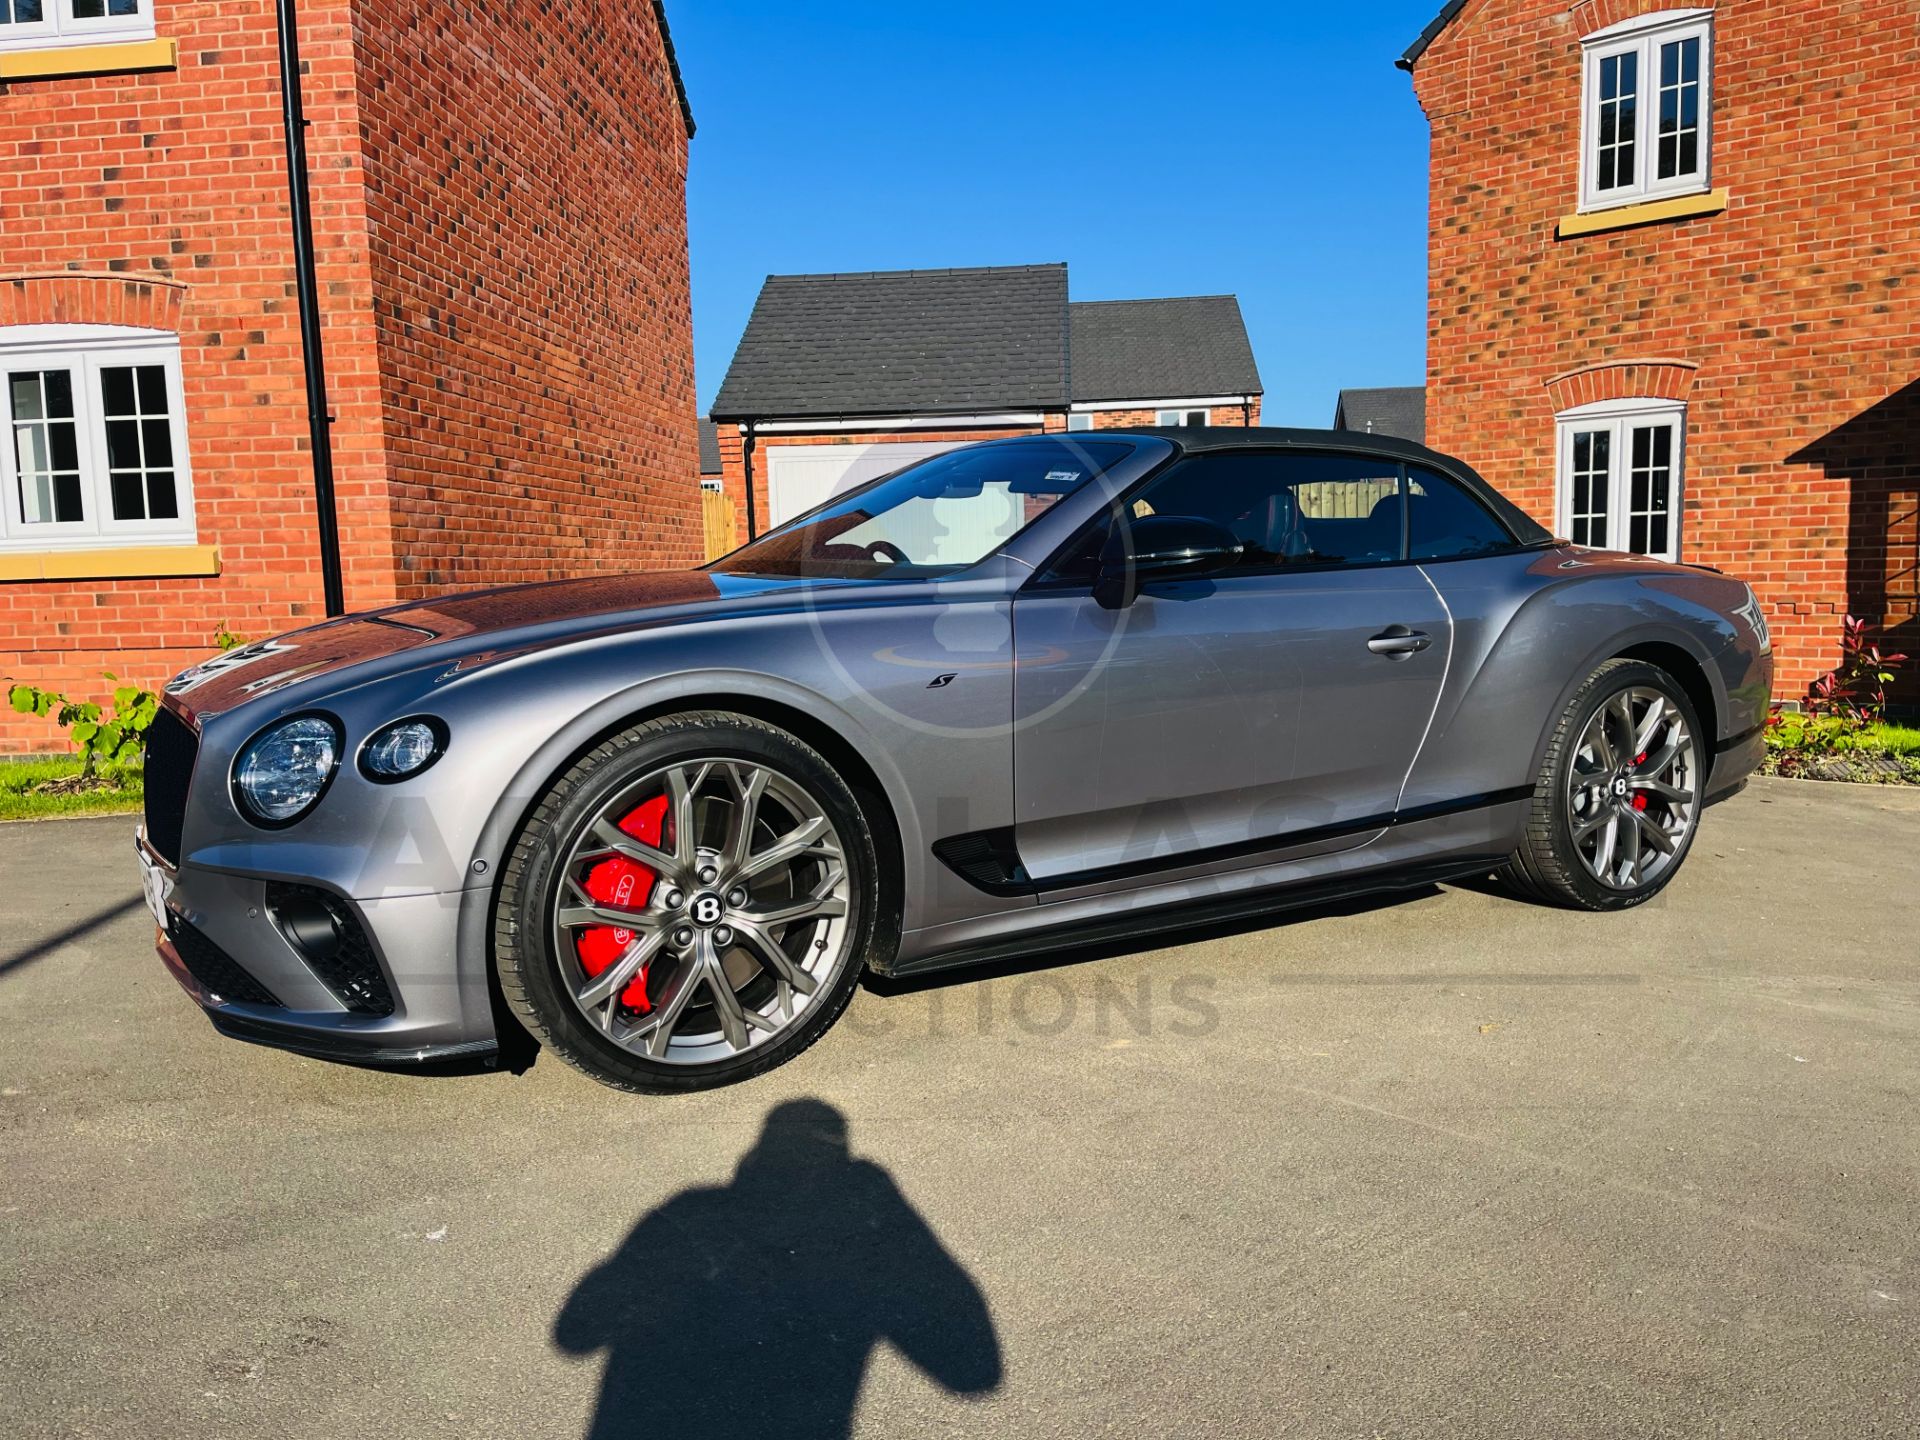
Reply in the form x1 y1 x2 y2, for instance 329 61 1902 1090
1404 547 1766 811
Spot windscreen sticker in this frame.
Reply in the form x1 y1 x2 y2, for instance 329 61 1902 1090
1043 470 1083 486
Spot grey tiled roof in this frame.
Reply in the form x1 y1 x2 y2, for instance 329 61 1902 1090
709 264 1070 420
697 418 722 474
1068 297 1262 403
1333 386 1427 443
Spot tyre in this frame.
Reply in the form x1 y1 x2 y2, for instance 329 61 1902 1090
1498 659 1707 911
494 711 881 1092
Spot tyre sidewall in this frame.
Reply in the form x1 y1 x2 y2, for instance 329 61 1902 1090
502 714 878 1092
1540 662 1705 911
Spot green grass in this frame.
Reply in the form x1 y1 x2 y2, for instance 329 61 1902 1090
0 757 143 821
1836 721 1920 757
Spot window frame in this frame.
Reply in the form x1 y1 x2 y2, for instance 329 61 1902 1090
1155 408 1210 427
1555 398 1686 562
1 325 197 552
1577 9 1714 214
1065 412 1095 432
0 0 154 51
1031 447 1533 590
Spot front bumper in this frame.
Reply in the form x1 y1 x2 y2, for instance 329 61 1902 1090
139 831 500 1065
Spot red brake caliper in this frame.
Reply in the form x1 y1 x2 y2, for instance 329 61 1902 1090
574 793 669 1013
1633 753 1649 810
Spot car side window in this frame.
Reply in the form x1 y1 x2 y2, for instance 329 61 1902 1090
1112 451 1408 573
1403 465 1520 561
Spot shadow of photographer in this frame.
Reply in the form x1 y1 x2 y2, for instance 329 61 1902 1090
555 1098 1001 1439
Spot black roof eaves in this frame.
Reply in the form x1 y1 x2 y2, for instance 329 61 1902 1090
1072 388 1264 405
1397 0 1471 70
708 399 1068 425
652 1 697 137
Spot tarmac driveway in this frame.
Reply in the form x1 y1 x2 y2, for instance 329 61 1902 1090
2 777 1917 1438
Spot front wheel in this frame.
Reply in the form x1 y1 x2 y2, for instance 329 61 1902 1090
493 712 880 1092
1499 659 1706 911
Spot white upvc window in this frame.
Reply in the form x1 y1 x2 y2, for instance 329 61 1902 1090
1065 412 1095 432
0 0 152 50
1579 10 1712 212
1555 398 1685 562
1156 408 1209 427
1 325 196 552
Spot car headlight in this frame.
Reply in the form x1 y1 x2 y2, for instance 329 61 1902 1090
359 716 447 782
232 714 342 827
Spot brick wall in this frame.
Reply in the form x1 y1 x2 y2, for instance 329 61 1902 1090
1410 0 1920 699
1083 400 1262 428
0 0 390 750
352 0 699 596
0 0 698 751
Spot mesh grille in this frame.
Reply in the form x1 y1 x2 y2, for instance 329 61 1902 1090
265 883 396 1017
142 707 197 865
169 916 283 1008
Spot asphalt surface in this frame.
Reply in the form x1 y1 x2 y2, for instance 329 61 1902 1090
2 777 1917 1439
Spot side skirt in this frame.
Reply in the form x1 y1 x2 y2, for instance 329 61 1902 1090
886 854 1507 978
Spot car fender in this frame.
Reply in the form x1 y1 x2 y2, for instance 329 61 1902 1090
1404 557 1743 813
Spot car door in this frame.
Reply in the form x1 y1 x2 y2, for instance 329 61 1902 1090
1009 448 1453 898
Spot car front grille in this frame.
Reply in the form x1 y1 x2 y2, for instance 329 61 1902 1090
264 882 396 1017
169 915 284 1008
143 707 198 865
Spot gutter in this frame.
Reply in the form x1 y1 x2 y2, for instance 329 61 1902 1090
274 0 345 617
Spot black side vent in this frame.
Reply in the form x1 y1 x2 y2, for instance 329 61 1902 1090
931 827 1035 897
264 883 396 1017
169 916 284 1008
142 706 198 865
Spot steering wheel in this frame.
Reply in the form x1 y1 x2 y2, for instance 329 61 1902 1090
864 539 911 566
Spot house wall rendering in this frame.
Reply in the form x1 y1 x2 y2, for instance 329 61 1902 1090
1407 0 1920 701
0 0 699 750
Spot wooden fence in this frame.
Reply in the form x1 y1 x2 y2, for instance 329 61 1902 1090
701 484 736 560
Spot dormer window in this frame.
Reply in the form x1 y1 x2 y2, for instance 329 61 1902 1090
1580 10 1713 213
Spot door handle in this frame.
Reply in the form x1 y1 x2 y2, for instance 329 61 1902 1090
1367 626 1432 658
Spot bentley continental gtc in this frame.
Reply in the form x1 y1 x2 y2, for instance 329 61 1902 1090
138 429 1771 1091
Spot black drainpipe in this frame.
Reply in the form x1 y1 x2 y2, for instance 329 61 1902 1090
1241 396 1252 425
741 424 759 540
275 0 345 617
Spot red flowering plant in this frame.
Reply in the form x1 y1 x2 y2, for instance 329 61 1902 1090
1767 615 1912 771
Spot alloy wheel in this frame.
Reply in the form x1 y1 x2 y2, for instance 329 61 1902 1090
1566 686 1699 891
549 759 853 1065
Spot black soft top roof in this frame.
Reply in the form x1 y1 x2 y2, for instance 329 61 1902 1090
1095 426 1553 545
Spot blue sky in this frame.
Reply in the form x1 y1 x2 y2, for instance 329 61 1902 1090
674 1 1441 427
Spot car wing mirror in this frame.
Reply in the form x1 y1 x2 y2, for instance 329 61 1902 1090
1094 515 1242 609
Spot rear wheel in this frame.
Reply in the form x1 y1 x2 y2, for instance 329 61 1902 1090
1499 659 1705 911
494 712 879 1092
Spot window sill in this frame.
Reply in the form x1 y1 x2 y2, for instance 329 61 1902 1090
0 543 218 582
1557 189 1728 239
0 37 175 82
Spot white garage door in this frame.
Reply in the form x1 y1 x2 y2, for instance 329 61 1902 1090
764 440 965 528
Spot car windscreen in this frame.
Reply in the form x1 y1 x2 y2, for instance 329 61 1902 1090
710 439 1134 581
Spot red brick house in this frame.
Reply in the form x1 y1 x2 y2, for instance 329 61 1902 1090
708 264 1263 538
0 0 700 750
1400 0 1920 701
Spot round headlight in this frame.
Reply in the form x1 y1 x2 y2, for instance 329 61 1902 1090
360 717 446 781
232 714 341 826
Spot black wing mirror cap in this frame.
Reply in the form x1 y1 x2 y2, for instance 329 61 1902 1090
1094 514 1243 608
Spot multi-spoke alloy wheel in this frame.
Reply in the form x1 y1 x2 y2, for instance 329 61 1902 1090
495 712 879 1092
1566 686 1699 891
1499 659 1707 911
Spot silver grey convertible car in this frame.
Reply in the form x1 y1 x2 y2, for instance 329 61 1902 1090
138 429 1771 1091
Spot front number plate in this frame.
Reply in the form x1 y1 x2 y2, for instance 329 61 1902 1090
139 848 171 931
